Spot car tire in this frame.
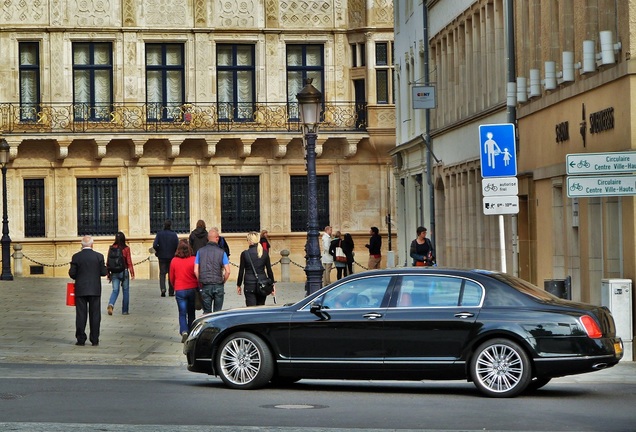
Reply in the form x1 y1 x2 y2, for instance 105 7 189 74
216 332 274 390
470 338 531 398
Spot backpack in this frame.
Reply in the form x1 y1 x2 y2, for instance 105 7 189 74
107 246 125 273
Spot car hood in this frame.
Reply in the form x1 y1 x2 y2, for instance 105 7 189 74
194 304 291 324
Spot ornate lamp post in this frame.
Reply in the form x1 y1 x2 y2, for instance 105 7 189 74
296 79 323 295
0 138 13 280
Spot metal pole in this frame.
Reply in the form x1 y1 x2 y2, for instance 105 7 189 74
304 131 323 295
505 0 518 277
1 163 13 280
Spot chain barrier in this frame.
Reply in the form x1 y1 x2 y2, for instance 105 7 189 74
22 253 151 268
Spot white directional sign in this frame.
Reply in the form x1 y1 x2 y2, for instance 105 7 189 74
482 196 520 215
482 177 518 197
479 123 517 178
566 151 636 175
567 175 636 197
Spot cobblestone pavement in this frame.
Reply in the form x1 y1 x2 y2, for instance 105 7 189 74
0 277 307 367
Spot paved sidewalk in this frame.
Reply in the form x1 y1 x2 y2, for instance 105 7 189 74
0 277 307 367
0 276 634 384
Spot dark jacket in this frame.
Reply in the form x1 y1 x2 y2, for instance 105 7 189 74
341 236 355 263
153 229 179 260
218 236 231 257
197 242 227 285
410 238 434 265
69 248 108 296
366 233 382 255
237 245 275 288
189 227 208 254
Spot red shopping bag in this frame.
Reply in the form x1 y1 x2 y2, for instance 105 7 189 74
66 282 75 306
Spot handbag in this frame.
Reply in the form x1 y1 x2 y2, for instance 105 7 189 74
246 251 274 296
335 240 347 263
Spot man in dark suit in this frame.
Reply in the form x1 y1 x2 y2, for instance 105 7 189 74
69 235 108 346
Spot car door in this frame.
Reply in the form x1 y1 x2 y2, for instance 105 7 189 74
382 274 483 376
286 275 394 377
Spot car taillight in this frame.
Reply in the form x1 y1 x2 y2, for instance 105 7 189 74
580 315 603 338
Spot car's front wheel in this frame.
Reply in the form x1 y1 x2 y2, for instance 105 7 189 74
470 338 531 398
216 332 274 390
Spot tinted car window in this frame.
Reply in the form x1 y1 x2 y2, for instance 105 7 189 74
397 275 483 307
460 280 482 306
322 276 392 309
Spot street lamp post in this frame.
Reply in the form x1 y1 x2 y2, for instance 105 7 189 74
0 138 13 281
296 79 323 295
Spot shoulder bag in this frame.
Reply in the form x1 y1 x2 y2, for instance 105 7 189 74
246 250 274 296
335 240 347 263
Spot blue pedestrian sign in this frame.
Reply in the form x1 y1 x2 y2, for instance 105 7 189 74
479 123 517 178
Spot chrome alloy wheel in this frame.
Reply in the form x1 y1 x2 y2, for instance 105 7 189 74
219 337 262 386
471 339 531 397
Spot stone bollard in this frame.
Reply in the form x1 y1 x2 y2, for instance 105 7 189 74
13 243 23 277
279 249 290 282
149 247 159 280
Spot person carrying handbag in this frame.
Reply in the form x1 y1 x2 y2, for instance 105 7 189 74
410 226 435 266
236 232 276 306
329 231 348 280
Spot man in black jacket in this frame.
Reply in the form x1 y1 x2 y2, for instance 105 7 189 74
69 235 108 346
365 226 382 269
153 219 179 296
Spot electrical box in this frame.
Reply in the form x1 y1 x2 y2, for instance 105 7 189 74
601 279 633 361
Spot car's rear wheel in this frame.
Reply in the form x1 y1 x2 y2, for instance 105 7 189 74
216 332 274 389
470 338 531 398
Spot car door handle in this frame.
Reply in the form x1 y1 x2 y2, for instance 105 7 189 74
363 313 383 320
454 312 475 319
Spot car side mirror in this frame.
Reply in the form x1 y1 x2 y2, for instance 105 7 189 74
310 300 323 314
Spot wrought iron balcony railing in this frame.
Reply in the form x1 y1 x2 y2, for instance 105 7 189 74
0 102 367 134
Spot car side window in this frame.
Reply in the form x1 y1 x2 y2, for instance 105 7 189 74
322 276 392 309
460 280 483 306
397 275 483 307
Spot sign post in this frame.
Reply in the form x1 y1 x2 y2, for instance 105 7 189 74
479 123 518 273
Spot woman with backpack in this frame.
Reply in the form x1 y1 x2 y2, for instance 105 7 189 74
106 231 135 315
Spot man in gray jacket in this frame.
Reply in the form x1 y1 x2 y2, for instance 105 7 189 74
194 227 230 313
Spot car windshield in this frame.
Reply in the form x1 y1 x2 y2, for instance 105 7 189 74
486 271 559 301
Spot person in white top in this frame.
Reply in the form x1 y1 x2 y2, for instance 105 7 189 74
321 226 333 286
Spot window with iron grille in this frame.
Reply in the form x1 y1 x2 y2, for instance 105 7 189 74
290 175 329 232
149 177 190 234
19 42 40 122
73 42 113 121
24 179 45 238
77 178 118 236
146 43 185 121
221 176 260 233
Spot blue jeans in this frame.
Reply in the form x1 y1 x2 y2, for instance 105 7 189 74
201 283 224 313
108 270 129 314
175 288 197 334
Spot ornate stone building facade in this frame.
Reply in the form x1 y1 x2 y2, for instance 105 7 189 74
0 0 395 280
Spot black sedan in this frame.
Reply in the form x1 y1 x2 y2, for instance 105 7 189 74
184 268 623 397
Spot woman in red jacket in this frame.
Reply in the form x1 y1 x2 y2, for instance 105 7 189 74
106 231 135 316
169 240 199 342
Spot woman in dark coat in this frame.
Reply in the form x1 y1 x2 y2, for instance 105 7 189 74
342 233 355 276
236 231 276 306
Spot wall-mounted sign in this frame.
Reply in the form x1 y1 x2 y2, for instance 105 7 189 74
412 85 436 109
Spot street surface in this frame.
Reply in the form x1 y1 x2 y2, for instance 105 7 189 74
1 278 635 431
1 363 636 431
